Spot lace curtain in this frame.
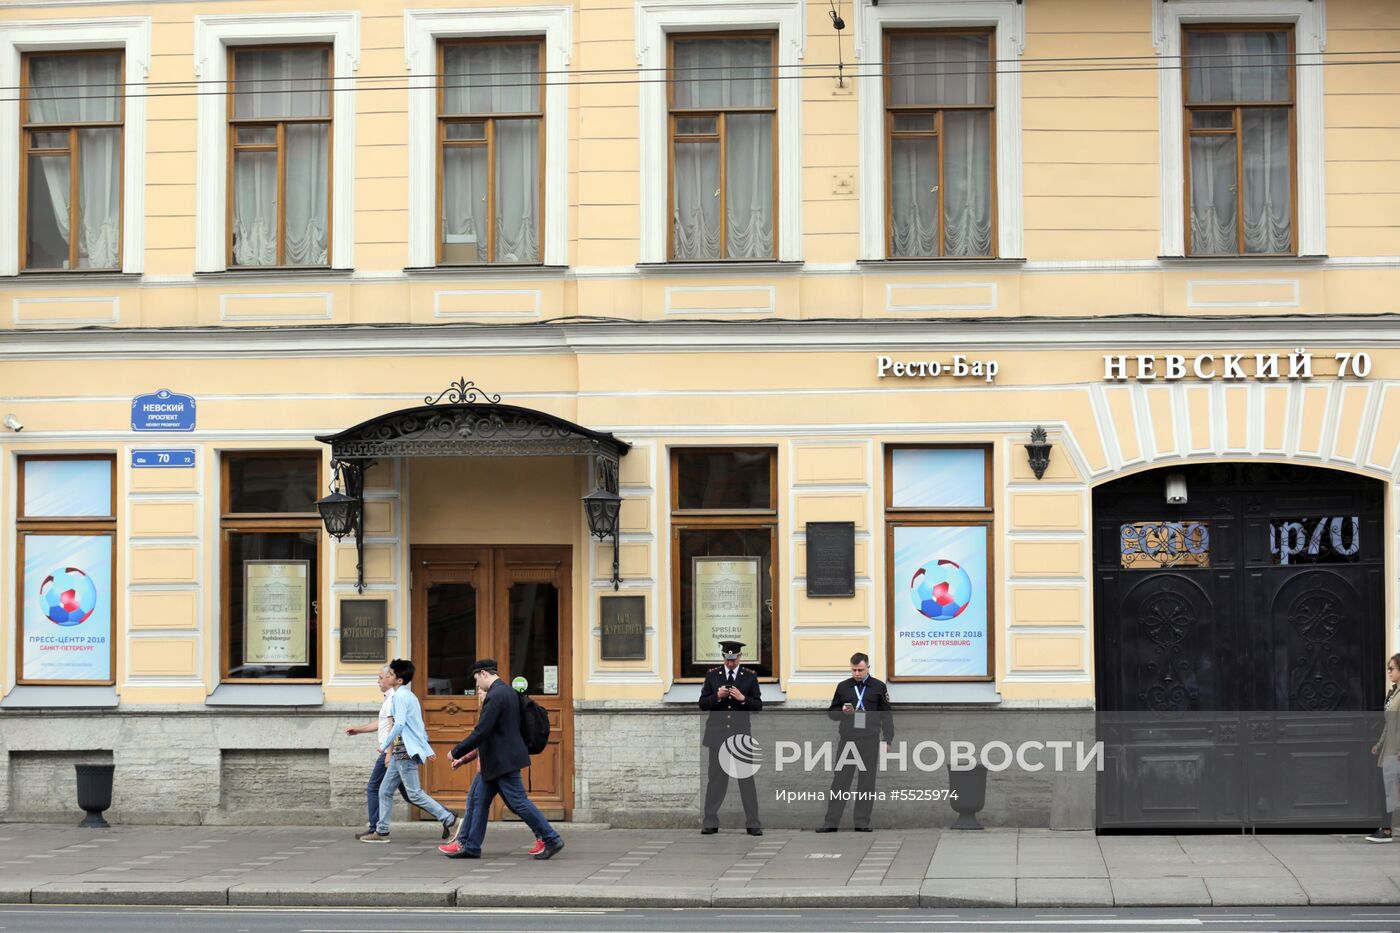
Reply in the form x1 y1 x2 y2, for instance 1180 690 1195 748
441 43 541 263
26 54 122 269
671 38 774 260
1186 31 1292 254
886 34 992 258
231 48 330 266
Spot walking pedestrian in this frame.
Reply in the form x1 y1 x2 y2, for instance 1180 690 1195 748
345 663 411 840
699 639 763 835
1367 653 1400 842
439 683 545 857
360 658 457 844
816 652 894 833
448 659 564 860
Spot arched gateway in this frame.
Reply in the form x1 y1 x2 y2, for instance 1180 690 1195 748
1093 463 1387 829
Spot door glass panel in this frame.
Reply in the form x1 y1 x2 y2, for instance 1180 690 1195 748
426 582 477 696
508 583 558 695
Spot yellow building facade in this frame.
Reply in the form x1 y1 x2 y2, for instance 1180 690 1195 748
1 0 1397 827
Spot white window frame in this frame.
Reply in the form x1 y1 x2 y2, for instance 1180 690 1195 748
0 17 150 278
856 0 1024 261
193 12 359 272
404 8 571 269
636 0 804 264
1155 0 1326 257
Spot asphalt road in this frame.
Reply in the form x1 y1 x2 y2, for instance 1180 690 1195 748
0 906 1398 933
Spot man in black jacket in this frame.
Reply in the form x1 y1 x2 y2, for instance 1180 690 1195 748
816 652 894 832
699 639 763 835
447 659 563 860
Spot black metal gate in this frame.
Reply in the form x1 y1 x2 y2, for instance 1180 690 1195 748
1093 463 1386 829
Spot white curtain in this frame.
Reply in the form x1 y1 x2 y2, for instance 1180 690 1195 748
1187 32 1292 254
672 38 774 260
27 54 122 269
441 44 540 263
887 35 992 257
232 49 329 266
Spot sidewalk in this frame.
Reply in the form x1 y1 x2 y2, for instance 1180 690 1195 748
1 822 1398 908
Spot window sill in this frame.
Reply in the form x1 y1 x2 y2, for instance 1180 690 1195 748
662 681 788 704
7 271 141 286
635 261 804 276
194 268 353 283
1 685 119 709
1157 255 1327 268
404 264 568 278
857 258 1026 273
206 683 324 707
886 681 1001 706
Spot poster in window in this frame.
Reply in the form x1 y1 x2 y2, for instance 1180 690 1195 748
691 557 760 664
21 534 113 682
891 525 989 678
244 560 310 665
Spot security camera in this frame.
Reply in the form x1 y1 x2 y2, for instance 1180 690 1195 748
1164 472 1188 505
2 414 22 432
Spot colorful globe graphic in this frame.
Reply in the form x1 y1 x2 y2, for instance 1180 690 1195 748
909 559 973 621
39 567 98 626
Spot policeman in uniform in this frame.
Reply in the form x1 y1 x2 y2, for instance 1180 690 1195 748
698 639 763 835
816 651 894 832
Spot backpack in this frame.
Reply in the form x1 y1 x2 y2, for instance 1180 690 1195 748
518 691 551 755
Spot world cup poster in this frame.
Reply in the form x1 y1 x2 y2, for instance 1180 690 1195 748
891 525 990 678
21 533 114 682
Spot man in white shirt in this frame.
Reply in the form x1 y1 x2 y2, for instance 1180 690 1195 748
345 663 410 840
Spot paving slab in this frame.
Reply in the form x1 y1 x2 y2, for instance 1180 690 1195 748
1016 877 1113 907
712 884 920 908
31 881 228 905
229 882 456 907
919 878 1016 908
1204 875 1309 906
1299 875 1400 906
1111 877 1211 907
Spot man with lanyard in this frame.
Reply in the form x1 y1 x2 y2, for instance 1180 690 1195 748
698 639 763 835
817 652 894 832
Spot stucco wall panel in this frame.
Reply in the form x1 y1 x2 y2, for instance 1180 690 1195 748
1010 587 1082 627
1009 541 1083 578
129 638 199 677
130 547 197 585
130 592 199 632
1010 493 1083 531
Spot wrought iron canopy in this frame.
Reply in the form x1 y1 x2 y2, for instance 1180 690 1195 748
315 402 631 463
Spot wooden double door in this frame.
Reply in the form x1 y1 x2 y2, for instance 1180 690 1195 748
411 545 572 820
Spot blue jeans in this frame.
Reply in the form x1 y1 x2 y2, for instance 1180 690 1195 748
462 770 560 854
375 755 454 834
454 772 542 845
366 754 411 830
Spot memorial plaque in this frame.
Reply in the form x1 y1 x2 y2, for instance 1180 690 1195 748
806 521 855 597
339 598 388 664
600 595 646 660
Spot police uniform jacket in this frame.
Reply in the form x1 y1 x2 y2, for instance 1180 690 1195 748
827 675 894 742
699 664 763 747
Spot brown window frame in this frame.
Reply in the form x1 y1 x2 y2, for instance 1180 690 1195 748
666 31 779 263
1182 24 1297 257
883 29 997 260
882 444 995 684
15 454 118 686
670 446 780 682
436 37 546 267
225 44 334 269
219 451 323 684
18 49 126 273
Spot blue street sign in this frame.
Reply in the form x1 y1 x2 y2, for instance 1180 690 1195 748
132 389 196 432
131 449 196 469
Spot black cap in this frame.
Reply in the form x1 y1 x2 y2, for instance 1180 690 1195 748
471 658 498 674
718 640 745 655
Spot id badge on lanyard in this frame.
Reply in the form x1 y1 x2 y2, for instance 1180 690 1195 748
853 684 867 730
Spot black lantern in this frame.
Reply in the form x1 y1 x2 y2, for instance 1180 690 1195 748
582 485 622 590
1025 426 1053 481
317 460 366 592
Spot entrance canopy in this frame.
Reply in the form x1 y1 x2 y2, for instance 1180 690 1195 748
315 378 630 475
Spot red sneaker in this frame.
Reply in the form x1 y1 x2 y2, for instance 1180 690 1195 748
528 839 546 856
439 842 464 855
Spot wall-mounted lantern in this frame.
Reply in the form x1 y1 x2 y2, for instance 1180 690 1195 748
316 459 365 592
582 485 623 590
